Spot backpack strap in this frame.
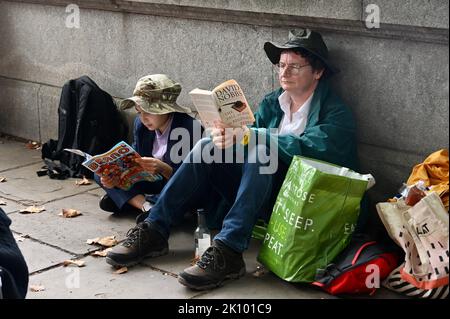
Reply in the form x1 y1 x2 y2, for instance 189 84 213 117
352 241 377 265
37 159 73 180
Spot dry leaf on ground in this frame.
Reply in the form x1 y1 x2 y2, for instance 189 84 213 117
59 208 82 218
86 236 118 247
19 206 45 214
63 259 86 267
0 200 6 205
30 284 45 292
114 267 128 274
0 177 6 183
75 176 92 186
92 248 113 257
26 141 41 149
97 236 118 247
14 234 28 242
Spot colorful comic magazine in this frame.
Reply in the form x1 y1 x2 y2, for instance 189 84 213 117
64 141 162 190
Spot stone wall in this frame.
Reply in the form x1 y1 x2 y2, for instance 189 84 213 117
0 0 448 203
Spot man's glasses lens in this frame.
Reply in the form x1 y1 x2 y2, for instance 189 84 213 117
274 63 309 75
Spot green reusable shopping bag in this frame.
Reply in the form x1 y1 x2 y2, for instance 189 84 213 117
258 156 375 282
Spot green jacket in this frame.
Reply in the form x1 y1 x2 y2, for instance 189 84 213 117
251 79 358 170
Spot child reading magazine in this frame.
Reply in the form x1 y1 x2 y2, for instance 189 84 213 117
189 79 255 128
68 74 201 216
64 141 162 191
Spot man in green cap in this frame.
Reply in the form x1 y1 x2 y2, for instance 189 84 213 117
95 74 202 216
106 29 359 290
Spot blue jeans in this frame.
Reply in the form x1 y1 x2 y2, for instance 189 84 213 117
94 174 166 211
146 138 288 253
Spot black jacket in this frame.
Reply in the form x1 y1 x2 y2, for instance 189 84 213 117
0 208 28 299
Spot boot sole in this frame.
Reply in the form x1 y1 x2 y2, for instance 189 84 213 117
178 267 246 291
105 247 169 268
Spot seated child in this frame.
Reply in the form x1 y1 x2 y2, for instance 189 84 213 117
95 74 202 215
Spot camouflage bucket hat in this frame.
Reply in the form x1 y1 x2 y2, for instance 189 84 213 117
120 74 191 114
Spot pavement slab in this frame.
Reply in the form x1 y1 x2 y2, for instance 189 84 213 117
0 162 99 205
27 256 198 299
0 138 42 172
9 193 137 255
0 197 26 214
15 237 75 274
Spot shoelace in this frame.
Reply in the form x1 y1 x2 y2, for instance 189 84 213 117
123 223 146 248
196 246 225 270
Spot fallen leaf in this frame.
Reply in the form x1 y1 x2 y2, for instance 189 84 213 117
59 208 82 218
86 236 118 247
14 234 27 242
0 200 6 205
75 176 92 186
26 141 41 149
19 206 46 214
63 259 86 267
114 267 128 274
30 284 45 292
0 177 6 182
97 236 118 247
92 248 113 257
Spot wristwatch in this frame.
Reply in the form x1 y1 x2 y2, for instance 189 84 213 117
142 201 152 212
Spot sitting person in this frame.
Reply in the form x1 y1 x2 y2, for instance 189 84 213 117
106 29 359 290
95 74 202 215
0 207 29 299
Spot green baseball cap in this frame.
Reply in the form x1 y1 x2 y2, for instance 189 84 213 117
120 74 192 114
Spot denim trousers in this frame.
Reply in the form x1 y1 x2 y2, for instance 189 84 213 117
94 174 166 210
146 138 288 253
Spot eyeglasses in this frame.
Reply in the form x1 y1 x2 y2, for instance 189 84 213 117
274 62 310 75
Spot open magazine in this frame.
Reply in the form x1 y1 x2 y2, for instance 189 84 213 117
64 141 162 190
189 79 255 128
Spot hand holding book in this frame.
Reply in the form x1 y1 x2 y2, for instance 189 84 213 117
211 120 250 149
100 174 120 189
189 79 255 129
134 157 173 180
64 141 162 191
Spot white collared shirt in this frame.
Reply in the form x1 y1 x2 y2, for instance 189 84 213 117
278 91 313 135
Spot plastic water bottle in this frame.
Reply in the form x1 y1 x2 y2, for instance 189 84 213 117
194 208 211 259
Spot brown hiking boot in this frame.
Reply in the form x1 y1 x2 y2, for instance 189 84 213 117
178 240 246 290
106 221 168 267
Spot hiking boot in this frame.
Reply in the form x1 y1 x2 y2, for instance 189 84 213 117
105 221 168 267
99 195 119 213
135 211 149 224
178 240 246 290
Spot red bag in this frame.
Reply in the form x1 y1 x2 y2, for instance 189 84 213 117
312 235 399 295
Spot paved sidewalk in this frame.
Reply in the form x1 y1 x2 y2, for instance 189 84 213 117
0 136 402 299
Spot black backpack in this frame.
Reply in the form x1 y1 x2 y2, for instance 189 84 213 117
40 76 128 179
